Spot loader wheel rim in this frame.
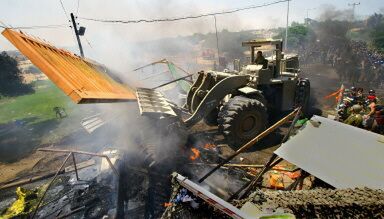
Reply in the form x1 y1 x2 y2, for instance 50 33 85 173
236 112 263 138
242 115 256 132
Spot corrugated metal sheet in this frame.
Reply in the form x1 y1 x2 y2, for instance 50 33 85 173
2 28 136 103
275 115 384 189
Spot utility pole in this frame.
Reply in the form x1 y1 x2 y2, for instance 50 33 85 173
70 13 84 57
213 15 220 67
306 8 317 24
348 2 360 21
284 0 290 52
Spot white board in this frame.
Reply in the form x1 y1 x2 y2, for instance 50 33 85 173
275 115 384 189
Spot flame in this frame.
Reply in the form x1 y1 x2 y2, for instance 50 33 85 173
163 202 172 207
190 148 200 160
203 143 216 150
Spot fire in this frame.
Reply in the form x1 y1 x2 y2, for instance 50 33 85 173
203 143 216 150
163 202 172 207
190 148 200 160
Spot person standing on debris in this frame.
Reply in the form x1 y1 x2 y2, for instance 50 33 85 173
363 95 377 130
355 88 365 105
254 51 268 69
344 104 363 128
367 89 379 104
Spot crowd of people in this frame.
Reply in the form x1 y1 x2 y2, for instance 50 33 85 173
299 40 384 88
338 87 384 134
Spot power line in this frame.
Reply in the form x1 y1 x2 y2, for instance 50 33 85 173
59 0 70 21
0 24 68 30
76 0 80 17
78 0 289 24
84 36 93 48
0 20 10 28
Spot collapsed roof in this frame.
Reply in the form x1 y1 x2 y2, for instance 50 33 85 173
2 28 136 103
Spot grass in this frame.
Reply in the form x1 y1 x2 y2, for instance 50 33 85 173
0 80 96 162
0 80 74 125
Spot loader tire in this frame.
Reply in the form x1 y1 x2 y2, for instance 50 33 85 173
204 107 219 126
218 96 268 150
294 78 310 114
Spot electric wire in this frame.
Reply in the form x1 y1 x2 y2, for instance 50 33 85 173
76 0 80 17
78 0 289 24
0 24 68 29
84 36 93 48
59 0 70 21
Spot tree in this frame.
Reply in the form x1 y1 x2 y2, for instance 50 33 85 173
370 23 384 52
274 22 310 50
0 52 33 97
367 13 384 52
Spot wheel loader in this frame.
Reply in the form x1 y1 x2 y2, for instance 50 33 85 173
2 28 309 150
137 39 310 149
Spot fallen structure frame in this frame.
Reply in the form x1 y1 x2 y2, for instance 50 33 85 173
31 148 119 219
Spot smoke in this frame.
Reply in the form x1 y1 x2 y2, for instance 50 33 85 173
317 4 354 21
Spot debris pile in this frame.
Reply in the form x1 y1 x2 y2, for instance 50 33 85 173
239 187 384 218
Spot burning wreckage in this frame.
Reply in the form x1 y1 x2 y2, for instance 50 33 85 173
1 28 384 218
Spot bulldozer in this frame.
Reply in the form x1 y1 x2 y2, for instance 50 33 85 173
137 39 310 149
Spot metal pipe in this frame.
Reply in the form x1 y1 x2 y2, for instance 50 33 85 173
32 153 72 219
38 148 102 156
152 73 196 89
71 153 79 181
37 148 119 177
105 156 120 177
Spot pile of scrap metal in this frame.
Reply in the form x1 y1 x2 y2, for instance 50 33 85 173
0 149 120 218
162 115 384 218
161 173 295 219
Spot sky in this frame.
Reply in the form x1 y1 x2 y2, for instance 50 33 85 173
0 0 383 69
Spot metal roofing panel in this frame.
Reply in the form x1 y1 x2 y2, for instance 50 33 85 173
2 28 136 103
275 115 384 189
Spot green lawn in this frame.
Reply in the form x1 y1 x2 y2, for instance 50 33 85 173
0 80 74 124
0 80 95 162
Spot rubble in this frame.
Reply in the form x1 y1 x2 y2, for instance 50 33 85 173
237 187 384 218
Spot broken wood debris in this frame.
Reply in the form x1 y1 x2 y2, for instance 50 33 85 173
198 107 301 183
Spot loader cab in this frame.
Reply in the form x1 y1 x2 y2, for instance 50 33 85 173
242 39 284 79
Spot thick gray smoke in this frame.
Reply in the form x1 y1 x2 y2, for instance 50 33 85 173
317 4 354 21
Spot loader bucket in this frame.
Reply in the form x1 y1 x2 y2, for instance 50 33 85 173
2 28 136 103
136 88 178 117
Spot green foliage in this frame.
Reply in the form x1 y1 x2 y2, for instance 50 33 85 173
367 14 384 52
288 22 309 48
274 22 309 49
370 25 384 52
0 52 33 97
